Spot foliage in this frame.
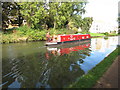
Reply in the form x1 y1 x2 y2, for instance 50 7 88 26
80 17 93 32
48 28 75 35
2 2 23 30
2 1 95 43
17 1 88 30
2 26 45 43
104 32 109 36
2 26 76 44
18 2 46 28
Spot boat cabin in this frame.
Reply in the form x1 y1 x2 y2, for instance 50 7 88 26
46 34 91 46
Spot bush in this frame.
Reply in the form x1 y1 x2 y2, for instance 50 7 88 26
2 26 48 43
16 25 31 35
49 28 57 35
2 26 82 44
104 32 109 36
48 28 74 35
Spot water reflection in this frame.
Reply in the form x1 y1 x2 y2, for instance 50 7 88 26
91 36 118 51
1 36 118 88
80 36 118 73
2 41 91 88
46 40 91 57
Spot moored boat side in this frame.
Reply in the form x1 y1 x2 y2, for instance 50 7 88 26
45 42 57 46
45 34 91 46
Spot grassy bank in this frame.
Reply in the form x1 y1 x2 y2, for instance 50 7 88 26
1 26 75 44
90 33 118 37
68 46 119 88
1 26 118 44
1 26 45 43
90 33 105 37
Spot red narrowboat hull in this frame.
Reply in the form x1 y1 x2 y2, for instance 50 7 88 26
46 34 91 46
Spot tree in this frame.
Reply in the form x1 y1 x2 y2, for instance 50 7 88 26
2 2 23 31
18 2 43 28
18 1 88 30
80 17 93 33
48 2 73 29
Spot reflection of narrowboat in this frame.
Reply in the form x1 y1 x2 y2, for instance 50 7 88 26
46 40 91 56
46 34 91 46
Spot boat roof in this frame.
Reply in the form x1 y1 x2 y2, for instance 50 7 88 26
58 33 90 36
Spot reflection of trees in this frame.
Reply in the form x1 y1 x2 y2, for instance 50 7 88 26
2 42 91 88
79 48 91 58
2 52 48 88
18 53 49 88
46 53 85 88
44 42 92 88
2 57 25 88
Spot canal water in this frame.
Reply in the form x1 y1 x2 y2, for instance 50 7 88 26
1 36 118 88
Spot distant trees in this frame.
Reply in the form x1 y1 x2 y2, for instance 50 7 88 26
81 17 93 32
18 2 88 29
2 1 93 33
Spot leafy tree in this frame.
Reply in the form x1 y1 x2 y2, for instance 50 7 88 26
2 2 23 31
2 1 93 33
18 1 88 30
80 17 93 33
18 2 43 28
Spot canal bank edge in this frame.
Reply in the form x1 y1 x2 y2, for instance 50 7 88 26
67 46 119 88
2 33 118 44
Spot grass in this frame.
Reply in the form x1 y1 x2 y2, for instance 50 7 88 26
90 33 105 37
68 46 119 88
90 32 118 37
108 33 118 36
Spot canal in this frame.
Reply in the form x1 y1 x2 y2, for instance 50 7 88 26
1 36 118 88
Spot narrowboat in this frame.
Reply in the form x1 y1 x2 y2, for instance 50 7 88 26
45 34 91 46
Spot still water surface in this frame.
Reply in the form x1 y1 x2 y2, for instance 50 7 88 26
2 36 118 88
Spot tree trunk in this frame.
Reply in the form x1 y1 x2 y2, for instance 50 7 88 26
53 21 56 29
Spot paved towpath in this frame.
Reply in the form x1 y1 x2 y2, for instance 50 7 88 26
93 56 119 88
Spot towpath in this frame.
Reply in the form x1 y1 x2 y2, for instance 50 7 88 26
93 56 119 88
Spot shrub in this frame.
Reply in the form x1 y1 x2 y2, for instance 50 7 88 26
104 32 109 36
